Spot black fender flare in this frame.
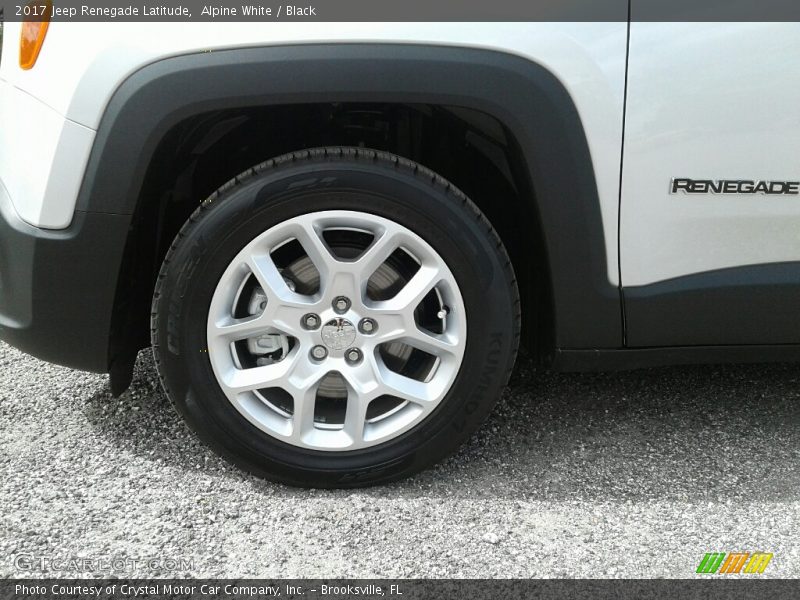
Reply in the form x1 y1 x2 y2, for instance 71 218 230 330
77 43 621 372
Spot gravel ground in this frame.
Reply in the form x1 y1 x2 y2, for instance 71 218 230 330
1 339 799 578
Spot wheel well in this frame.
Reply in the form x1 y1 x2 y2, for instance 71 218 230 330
109 102 553 392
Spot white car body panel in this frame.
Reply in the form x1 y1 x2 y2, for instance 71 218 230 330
4 21 799 286
0 22 627 286
0 79 95 228
621 22 800 286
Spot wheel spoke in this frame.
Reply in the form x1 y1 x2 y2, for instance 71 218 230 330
374 264 442 315
241 253 321 336
352 226 404 281
210 314 270 341
375 365 436 407
220 350 301 394
342 394 370 443
293 218 340 280
247 254 293 300
285 354 334 441
289 385 319 442
266 302 314 337
405 328 459 357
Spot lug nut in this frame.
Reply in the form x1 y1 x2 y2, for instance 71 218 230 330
302 313 321 330
359 318 377 334
345 348 363 364
333 296 351 314
310 345 328 360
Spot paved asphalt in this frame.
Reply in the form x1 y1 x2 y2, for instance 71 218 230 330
1 340 799 578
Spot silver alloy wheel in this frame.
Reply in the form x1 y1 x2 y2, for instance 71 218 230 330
206 210 467 451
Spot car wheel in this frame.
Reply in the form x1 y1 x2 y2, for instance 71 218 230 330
151 147 520 487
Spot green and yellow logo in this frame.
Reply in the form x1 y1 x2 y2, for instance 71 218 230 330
696 552 773 574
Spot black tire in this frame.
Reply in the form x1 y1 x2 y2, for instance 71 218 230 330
151 147 520 487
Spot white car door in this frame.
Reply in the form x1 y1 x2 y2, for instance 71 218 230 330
621 22 800 346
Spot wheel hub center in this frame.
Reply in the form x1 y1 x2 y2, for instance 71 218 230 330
320 318 357 350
